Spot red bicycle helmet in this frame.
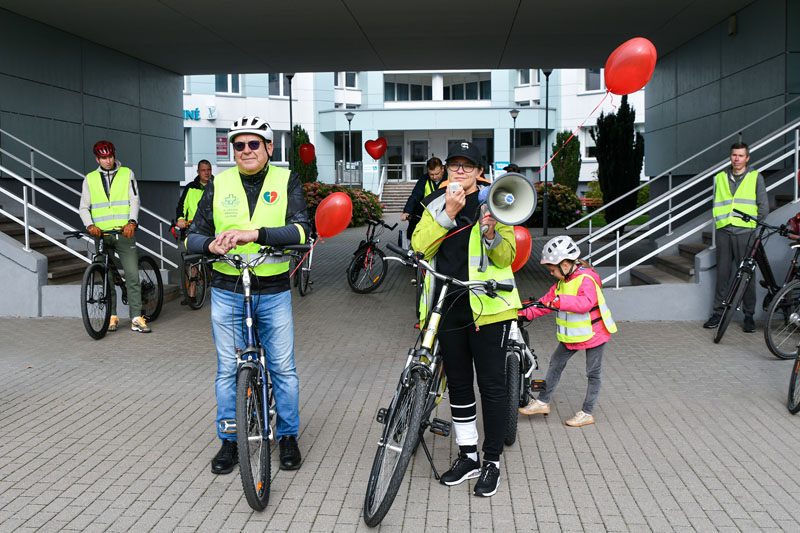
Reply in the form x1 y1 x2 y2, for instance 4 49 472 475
93 140 115 157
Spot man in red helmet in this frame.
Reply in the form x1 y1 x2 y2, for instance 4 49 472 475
78 140 151 333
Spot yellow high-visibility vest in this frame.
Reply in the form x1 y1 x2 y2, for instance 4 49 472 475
87 167 131 230
713 170 758 229
554 272 616 343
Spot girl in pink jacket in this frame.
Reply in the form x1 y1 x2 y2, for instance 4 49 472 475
518 235 616 427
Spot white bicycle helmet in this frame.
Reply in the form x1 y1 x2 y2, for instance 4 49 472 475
541 235 581 264
228 116 273 142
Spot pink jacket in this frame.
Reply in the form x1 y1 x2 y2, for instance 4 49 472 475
521 266 612 350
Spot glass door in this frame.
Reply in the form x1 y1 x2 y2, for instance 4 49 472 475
409 140 428 181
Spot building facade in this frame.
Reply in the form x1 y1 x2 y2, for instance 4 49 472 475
182 69 645 196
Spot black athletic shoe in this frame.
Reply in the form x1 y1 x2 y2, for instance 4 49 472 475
279 435 302 470
473 461 500 497
743 316 756 333
210 439 238 474
440 452 481 486
703 314 721 329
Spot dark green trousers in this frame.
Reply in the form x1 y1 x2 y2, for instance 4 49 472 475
101 234 141 318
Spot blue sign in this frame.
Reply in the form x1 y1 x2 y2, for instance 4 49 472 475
494 161 509 171
183 108 200 120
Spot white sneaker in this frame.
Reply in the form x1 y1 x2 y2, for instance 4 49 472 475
519 399 550 416
565 410 594 427
131 316 152 333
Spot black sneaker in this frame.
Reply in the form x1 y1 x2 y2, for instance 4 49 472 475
473 461 500 497
703 314 721 329
279 435 302 470
743 315 756 333
210 439 238 474
440 452 480 486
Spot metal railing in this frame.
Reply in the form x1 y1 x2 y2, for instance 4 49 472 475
585 116 800 287
377 166 388 201
335 160 363 186
0 128 178 268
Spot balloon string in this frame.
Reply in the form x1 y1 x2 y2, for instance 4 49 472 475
420 222 474 255
289 237 323 278
535 90 610 179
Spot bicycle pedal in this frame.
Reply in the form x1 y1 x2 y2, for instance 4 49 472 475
218 419 237 434
530 379 546 393
376 407 388 424
429 418 451 437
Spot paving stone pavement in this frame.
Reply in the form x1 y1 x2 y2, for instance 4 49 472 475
2 214 800 532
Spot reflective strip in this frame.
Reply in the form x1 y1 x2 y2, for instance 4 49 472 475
92 215 114 222
109 200 130 207
714 213 731 222
556 324 593 337
713 199 733 208
469 255 483 267
735 199 757 206
90 202 110 209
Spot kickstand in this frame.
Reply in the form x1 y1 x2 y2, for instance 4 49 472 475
418 433 440 480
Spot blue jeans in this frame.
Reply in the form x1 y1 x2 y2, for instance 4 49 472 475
210 287 299 441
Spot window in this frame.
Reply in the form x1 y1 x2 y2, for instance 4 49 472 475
216 129 231 162
410 84 423 101
215 74 241 94
397 83 409 101
518 69 530 85
465 82 478 100
443 86 451 100
585 127 598 158
424 85 432 100
585 68 602 91
269 73 291 97
480 80 491 100
515 130 539 147
272 131 285 163
442 79 490 100
384 82 395 101
452 84 464 100
335 72 358 88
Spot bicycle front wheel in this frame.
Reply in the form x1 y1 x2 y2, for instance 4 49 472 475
298 251 311 297
504 352 520 446
363 370 426 527
347 247 387 294
138 255 164 321
181 260 209 310
81 263 112 340
714 272 750 344
765 280 800 359
236 365 271 510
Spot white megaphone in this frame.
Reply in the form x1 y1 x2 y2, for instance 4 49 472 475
478 172 538 232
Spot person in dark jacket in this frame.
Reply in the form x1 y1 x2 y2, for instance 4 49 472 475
175 159 213 236
187 116 310 476
401 157 445 242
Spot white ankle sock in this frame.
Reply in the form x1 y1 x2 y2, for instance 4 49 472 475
467 452 478 462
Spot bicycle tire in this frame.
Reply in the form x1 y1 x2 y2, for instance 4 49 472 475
765 279 800 359
520 327 532 408
81 263 112 340
714 272 750 344
298 258 311 297
788 357 800 414
347 247 387 294
290 255 300 288
504 352 520 446
181 260 209 310
363 370 425 526
236 365 271 510
138 255 163 321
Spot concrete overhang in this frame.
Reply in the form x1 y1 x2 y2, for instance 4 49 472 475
0 1 754 74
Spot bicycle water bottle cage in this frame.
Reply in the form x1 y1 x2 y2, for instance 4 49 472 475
219 419 237 434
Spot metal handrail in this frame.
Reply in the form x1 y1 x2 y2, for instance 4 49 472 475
567 95 800 231
0 164 178 268
377 166 388 200
582 119 800 249
0 203 90 264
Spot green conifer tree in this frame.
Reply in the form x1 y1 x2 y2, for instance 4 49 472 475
292 124 318 183
551 130 582 193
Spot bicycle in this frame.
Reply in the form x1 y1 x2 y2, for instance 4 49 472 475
291 229 316 297
363 242 515 526
713 210 791 346
170 222 212 310
346 218 398 294
788 344 800 414
504 301 547 446
64 230 164 339
186 243 310 511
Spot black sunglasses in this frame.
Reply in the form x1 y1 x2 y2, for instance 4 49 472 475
233 140 264 152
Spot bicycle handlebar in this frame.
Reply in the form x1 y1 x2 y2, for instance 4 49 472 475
733 209 789 236
366 218 398 231
63 229 121 239
185 244 311 270
386 242 515 297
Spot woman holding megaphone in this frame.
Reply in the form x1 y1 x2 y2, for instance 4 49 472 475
411 140 522 498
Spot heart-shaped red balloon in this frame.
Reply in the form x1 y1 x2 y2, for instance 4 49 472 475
298 143 315 164
365 137 387 160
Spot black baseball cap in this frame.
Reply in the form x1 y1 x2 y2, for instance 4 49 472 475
504 163 521 172
446 140 484 168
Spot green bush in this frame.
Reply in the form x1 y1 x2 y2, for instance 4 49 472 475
302 182 384 228
585 179 603 201
636 183 650 207
527 182 582 228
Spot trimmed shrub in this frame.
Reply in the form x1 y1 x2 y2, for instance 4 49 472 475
527 182 582 228
302 182 384 228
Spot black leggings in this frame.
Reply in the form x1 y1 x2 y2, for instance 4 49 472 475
438 300 510 461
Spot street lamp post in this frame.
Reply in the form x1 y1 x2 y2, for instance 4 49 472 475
345 112 355 171
542 69 552 236
286 73 295 171
509 108 519 163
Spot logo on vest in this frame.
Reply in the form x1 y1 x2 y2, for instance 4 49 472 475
263 191 279 204
222 194 240 208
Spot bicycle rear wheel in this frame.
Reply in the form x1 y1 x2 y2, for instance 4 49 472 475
363 370 425 527
138 255 163 321
347 247 387 294
504 352 520 446
765 280 800 359
237 365 271 510
714 272 749 344
181 260 209 310
81 263 112 340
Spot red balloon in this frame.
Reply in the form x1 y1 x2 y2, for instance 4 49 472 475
511 226 532 273
604 37 657 95
364 137 387 160
315 192 353 238
298 143 315 164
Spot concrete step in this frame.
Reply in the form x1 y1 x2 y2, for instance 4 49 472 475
679 241 710 260
630 264 689 285
702 231 712 245
39 246 86 265
654 254 695 281
48 261 88 282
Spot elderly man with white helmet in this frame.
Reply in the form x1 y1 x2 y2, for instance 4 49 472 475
187 116 310 475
